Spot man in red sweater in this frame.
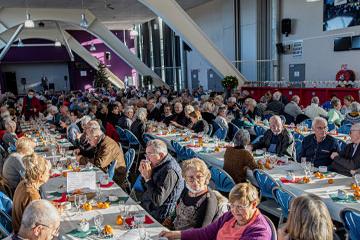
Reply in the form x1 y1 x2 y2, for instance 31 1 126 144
22 89 41 121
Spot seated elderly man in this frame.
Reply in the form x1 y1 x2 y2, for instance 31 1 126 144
266 91 284 115
304 96 327 120
251 115 294 157
301 117 339 167
284 95 303 119
77 120 126 185
138 139 184 223
170 102 191 128
330 123 360 176
2 119 18 148
5 200 60 240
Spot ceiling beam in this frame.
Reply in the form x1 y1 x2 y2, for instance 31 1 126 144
56 22 74 62
0 24 23 61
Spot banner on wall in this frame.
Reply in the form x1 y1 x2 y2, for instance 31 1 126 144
334 0 347 6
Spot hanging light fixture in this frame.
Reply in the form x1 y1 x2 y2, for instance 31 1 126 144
24 0 35 28
130 25 139 38
80 0 89 28
17 38 24 47
90 42 96 51
54 39 62 47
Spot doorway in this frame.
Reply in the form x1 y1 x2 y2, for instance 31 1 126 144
4 72 18 95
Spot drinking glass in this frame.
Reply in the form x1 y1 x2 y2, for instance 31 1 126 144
74 195 80 214
301 157 307 169
94 212 104 236
78 194 87 211
355 174 360 186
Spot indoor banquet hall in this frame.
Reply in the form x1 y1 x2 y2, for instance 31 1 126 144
0 0 359 239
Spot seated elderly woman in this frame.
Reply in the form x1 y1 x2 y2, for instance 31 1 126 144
165 158 217 230
5 200 61 240
2 137 36 192
214 105 229 131
327 97 344 126
188 111 209 134
2 119 18 148
118 105 134 130
201 102 216 124
278 194 334 240
330 123 360 176
12 154 51 233
224 129 258 183
77 120 126 186
60 110 81 145
301 117 339 167
160 182 272 240
344 101 360 125
130 107 148 146
251 115 294 157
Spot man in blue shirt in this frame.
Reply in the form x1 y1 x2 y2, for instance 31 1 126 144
301 117 339 167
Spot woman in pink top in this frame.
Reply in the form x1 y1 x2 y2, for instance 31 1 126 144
160 183 272 240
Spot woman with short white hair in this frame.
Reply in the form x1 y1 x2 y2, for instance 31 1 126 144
130 107 148 145
2 119 17 148
344 101 360 125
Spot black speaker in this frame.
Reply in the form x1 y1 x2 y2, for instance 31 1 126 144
49 83 55 90
281 18 291 37
105 52 111 61
276 43 284 54
21 78 26 85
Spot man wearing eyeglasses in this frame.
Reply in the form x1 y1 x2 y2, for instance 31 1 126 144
5 200 60 240
301 117 339 167
331 123 360 176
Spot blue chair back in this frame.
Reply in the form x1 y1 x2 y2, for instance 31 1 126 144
108 160 117 180
143 133 154 145
116 126 128 143
302 119 312 128
262 114 273 121
207 124 213 136
133 175 144 192
279 115 286 124
171 140 196 161
272 187 295 219
228 122 240 141
328 122 336 132
338 140 347 153
214 127 227 140
292 132 304 141
124 129 140 146
124 148 135 173
211 120 221 134
338 124 352 134
7 143 16 153
295 139 302 162
209 165 235 193
322 101 332 111
340 208 360 240
254 125 266 137
0 209 12 237
253 169 279 199
0 192 12 216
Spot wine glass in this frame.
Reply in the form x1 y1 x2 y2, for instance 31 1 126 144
73 195 80 214
60 147 66 158
94 212 104 236
301 157 307 170
78 194 87 215
355 174 360 186
96 184 103 201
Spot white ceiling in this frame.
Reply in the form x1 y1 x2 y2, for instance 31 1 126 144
0 0 213 29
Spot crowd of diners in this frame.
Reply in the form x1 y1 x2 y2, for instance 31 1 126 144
0 86 358 239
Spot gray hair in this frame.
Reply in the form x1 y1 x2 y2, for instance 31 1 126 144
124 105 134 115
184 105 195 115
48 105 59 114
80 115 92 127
312 117 328 128
245 98 257 107
202 102 214 112
311 96 320 105
135 108 147 122
273 91 282 101
233 129 250 147
228 97 237 103
147 139 168 155
21 199 60 230
349 101 360 113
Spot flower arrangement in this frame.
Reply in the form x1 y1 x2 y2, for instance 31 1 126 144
221 76 238 90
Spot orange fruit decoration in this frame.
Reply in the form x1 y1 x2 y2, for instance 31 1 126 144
116 215 123 225
104 202 111 209
351 183 358 190
103 225 113 235
82 202 92 211
327 179 334 184
264 162 272 170
97 202 104 209
354 190 360 198
303 177 310 183
62 172 68 177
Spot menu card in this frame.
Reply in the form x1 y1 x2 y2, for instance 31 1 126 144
66 172 96 193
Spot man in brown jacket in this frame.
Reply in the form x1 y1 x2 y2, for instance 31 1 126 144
77 121 126 185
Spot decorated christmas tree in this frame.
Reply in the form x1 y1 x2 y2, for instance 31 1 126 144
94 62 110 88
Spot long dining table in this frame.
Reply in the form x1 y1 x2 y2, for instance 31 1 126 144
149 129 359 223
21 120 167 240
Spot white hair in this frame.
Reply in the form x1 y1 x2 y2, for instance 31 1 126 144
48 105 59 114
312 117 328 128
350 102 360 113
184 105 195 115
273 91 282 101
21 200 60 230
147 139 168 156
135 108 147 122
80 115 92 127
228 97 237 103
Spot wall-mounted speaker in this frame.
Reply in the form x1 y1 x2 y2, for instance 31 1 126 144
105 52 111 61
21 78 26 85
281 18 292 37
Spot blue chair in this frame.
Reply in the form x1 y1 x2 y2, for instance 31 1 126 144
338 140 347 153
328 122 336 132
142 133 154 145
171 140 197 161
295 139 302 162
340 208 360 240
211 120 221 134
208 165 235 193
262 114 273 121
133 175 145 193
227 122 240 141
254 125 267 137
213 127 227 140
0 192 12 216
253 169 279 199
338 124 352 134
124 148 135 173
302 119 312 128
272 187 295 224
207 124 213 136
322 101 332 111
107 160 117 180
292 132 304 141
116 126 128 145
124 129 142 169
0 209 12 237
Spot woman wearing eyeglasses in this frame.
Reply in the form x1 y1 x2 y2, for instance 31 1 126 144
163 158 217 230
160 182 272 240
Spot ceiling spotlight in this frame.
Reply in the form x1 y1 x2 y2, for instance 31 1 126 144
54 39 62 47
90 42 96 51
24 13 35 28
17 38 24 47
80 13 89 28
